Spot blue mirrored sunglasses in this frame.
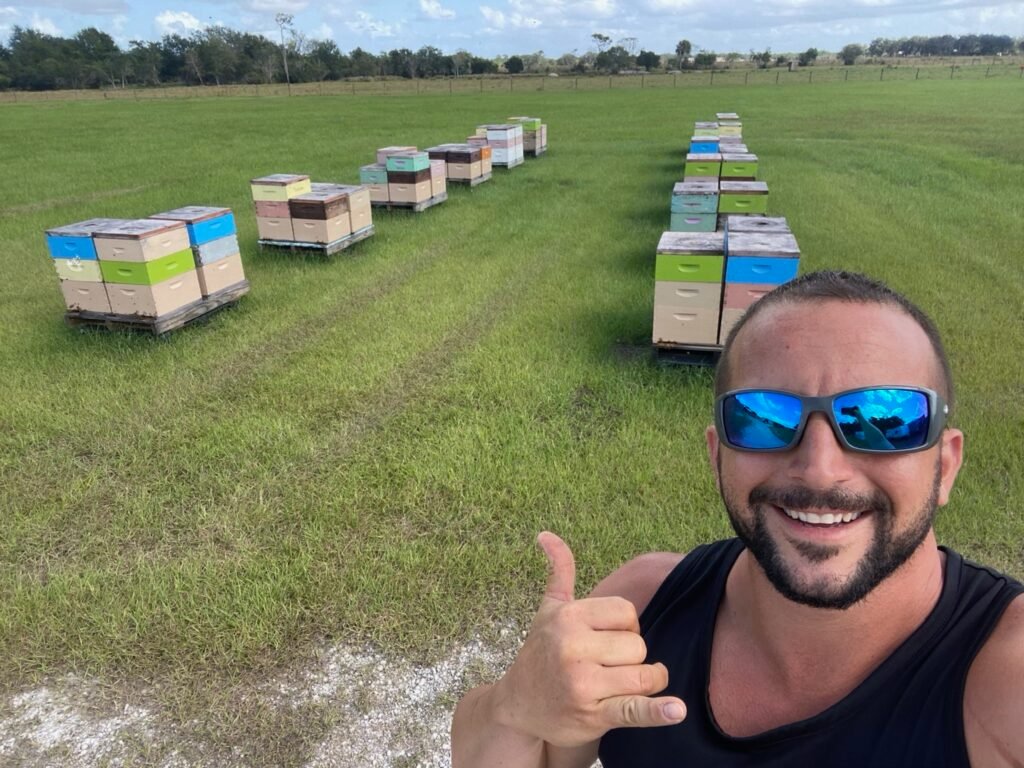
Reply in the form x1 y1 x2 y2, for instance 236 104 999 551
715 386 949 454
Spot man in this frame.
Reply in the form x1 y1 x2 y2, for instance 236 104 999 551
452 270 1024 767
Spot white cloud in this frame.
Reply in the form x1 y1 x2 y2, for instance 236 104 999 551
480 4 541 29
111 14 128 33
154 10 203 36
346 10 397 37
30 12 61 36
246 0 309 11
0 6 17 18
421 0 456 19
312 22 334 39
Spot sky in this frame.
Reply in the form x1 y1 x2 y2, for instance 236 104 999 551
1 0 1022 57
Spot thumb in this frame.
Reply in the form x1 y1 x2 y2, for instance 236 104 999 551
602 695 687 730
537 531 575 603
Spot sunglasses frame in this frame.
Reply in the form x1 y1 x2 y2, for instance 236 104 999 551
714 385 949 455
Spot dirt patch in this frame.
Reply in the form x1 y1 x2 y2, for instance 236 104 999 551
0 630 522 767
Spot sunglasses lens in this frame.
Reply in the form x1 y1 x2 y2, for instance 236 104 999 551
833 388 932 451
722 391 803 450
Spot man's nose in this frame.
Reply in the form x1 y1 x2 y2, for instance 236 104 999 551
786 412 856 487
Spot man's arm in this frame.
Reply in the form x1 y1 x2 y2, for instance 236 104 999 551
964 594 1024 767
451 534 685 768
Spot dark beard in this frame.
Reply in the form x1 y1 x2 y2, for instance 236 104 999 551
720 456 941 610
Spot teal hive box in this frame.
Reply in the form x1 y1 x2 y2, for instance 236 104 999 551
386 152 430 172
670 213 717 232
671 181 719 214
360 164 389 184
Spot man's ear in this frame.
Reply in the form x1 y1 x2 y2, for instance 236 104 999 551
706 424 722 493
936 428 964 507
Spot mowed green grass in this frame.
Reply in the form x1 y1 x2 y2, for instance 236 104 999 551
1 80 1022 694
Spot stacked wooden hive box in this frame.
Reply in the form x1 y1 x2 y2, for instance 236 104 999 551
424 143 491 186
474 124 525 168
653 113 801 350
46 206 247 323
359 147 447 208
252 173 373 248
508 116 548 156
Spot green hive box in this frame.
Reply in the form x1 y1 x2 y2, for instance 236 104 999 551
718 181 769 214
99 248 196 285
654 231 725 283
720 153 758 179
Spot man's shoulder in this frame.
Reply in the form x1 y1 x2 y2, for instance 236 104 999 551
587 551 686 617
964 594 1024 766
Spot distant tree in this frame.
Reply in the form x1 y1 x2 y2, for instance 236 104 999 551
505 55 524 74
274 13 293 85
451 49 470 76
724 51 742 66
348 47 379 77
591 33 612 52
306 40 344 81
750 48 772 69
839 43 864 65
636 49 660 71
674 39 692 67
469 56 497 74
128 40 163 85
693 50 716 69
595 45 633 73
798 47 818 66
775 55 789 67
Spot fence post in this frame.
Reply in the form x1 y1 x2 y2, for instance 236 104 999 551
809 71 812 83
608 76 612 89
950 65 955 80
641 74 645 88
776 71 780 85
880 67 884 81
710 71 715 85
352 81 356 95
575 77 579 90
744 71 749 85
510 76 513 91
845 69 849 82
450 79 453 95
480 79 483 92
986 65 991 78
916 68 920 80
674 74 677 87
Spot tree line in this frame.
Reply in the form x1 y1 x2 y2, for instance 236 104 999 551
0 25 1020 92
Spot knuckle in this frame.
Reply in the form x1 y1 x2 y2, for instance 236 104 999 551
619 697 643 726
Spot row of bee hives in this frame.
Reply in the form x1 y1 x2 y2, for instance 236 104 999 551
653 112 802 352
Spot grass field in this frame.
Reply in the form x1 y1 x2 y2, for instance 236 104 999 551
1 78 1023 762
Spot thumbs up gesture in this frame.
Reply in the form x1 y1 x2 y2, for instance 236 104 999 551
491 532 687 749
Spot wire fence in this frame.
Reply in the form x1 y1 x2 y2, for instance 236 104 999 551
1 62 1021 104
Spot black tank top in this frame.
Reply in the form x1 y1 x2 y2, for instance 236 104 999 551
599 538 1023 767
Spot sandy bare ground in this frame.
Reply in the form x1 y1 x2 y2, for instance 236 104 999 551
0 629 523 767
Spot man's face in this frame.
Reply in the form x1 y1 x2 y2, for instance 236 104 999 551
706 300 964 610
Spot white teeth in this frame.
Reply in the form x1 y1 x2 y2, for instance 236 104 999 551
782 508 862 525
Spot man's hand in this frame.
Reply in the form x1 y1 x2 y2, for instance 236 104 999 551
491 532 686 749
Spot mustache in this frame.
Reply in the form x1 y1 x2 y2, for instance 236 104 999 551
749 484 892 515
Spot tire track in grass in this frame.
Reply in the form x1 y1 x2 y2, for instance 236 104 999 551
0 238 455 514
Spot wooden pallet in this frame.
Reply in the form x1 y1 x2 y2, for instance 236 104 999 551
65 280 250 336
493 156 525 169
258 225 375 255
653 342 722 367
447 172 492 187
525 146 548 157
371 192 448 213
